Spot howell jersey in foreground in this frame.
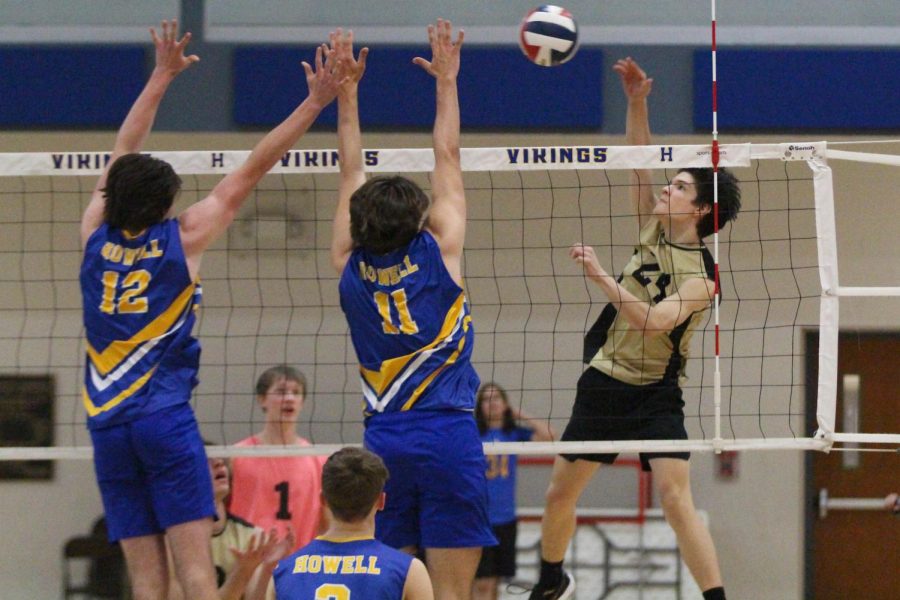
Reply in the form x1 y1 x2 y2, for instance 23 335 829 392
339 231 479 415
80 218 200 427
274 536 412 599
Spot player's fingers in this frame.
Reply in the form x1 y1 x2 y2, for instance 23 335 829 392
301 61 314 78
150 26 160 45
176 31 192 50
314 45 324 71
455 28 465 47
358 47 369 69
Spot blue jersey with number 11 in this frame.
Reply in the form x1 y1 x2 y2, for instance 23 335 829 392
80 218 201 429
339 231 479 415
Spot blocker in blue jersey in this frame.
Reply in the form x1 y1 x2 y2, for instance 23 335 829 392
329 23 496 600
80 19 345 600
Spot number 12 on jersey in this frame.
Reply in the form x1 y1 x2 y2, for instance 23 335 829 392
374 289 419 335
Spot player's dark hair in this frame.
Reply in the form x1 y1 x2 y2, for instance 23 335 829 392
322 447 389 523
103 153 181 233
350 176 431 255
475 382 516 435
677 167 741 239
255 365 307 397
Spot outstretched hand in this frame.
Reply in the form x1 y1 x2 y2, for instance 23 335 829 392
570 243 607 282
330 28 368 94
150 19 199 76
613 57 653 101
229 528 282 571
413 18 464 80
302 45 346 108
262 527 296 568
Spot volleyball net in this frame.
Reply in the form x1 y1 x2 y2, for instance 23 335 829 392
1 142 898 461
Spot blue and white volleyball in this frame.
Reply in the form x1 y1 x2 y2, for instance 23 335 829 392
519 5 579 67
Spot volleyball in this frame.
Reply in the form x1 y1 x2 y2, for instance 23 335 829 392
518 5 579 67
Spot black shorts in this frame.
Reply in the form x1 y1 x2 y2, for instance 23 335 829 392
475 520 518 579
561 367 690 471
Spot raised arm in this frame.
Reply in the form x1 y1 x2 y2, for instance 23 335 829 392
330 29 369 274
511 407 556 442
570 243 714 336
612 57 656 221
81 19 198 249
413 19 466 284
179 45 344 278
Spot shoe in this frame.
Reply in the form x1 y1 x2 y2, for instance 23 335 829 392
527 570 575 600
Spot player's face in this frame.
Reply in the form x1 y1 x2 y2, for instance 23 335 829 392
654 172 702 224
208 456 230 500
480 386 507 423
260 376 305 424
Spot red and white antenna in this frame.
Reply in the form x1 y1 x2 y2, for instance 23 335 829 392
710 0 723 450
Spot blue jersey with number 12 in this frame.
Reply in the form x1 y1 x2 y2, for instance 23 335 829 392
80 218 201 429
339 231 479 415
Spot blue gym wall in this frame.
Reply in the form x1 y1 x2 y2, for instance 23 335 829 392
2 1 900 133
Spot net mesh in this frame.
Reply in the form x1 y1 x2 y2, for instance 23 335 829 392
0 145 836 457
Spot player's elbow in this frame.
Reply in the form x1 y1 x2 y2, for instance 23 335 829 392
434 141 461 163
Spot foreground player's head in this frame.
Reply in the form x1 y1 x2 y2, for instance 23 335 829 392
321 447 389 523
103 153 182 233
677 167 742 238
349 175 431 255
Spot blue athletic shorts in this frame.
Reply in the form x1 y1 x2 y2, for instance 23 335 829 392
90 402 215 541
365 410 497 550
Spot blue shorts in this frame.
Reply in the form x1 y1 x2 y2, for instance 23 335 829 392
90 403 215 542
365 410 497 549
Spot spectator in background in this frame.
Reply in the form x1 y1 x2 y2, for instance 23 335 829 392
474 383 555 600
230 366 326 551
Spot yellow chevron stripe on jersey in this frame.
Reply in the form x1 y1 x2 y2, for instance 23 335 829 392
82 366 156 417
400 314 472 411
86 283 196 376
360 292 466 396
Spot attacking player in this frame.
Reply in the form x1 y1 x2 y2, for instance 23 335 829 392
528 57 741 600
273 447 433 599
329 22 496 600
79 20 344 599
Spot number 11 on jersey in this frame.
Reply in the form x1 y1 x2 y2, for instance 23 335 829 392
374 289 419 335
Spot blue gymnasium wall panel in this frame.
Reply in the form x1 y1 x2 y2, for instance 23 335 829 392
0 47 145 127
234 46 603 129
694 49 900 131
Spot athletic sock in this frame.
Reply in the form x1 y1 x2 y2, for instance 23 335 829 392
538 559 564 589
702 586 726 600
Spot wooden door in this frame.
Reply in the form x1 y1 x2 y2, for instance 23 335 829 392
806 332 900 600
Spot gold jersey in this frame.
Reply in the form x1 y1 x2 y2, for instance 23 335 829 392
586 217 715 386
